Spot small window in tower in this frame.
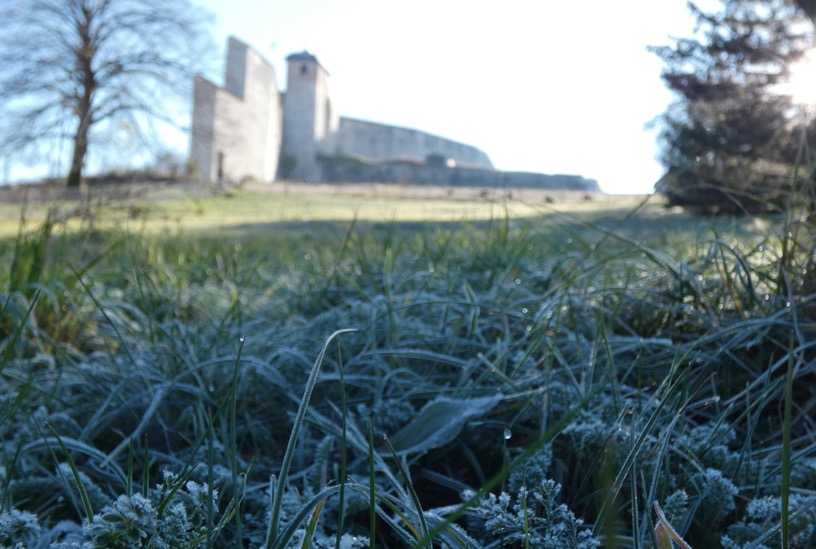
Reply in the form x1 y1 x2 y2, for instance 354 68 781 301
300 64 307 75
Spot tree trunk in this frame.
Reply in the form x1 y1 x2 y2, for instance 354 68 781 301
66 114 90 188
66 13 95 188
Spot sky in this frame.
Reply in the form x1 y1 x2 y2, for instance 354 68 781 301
195 0 704 194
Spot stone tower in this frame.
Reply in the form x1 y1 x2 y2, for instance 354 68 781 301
280 51 338 181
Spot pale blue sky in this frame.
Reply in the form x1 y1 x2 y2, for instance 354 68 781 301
197 0 701 194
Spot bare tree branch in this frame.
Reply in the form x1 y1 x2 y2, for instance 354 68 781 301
0 0 215 186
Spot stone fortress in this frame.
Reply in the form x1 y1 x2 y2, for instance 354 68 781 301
190 37 599 192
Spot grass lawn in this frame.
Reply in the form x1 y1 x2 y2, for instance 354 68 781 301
0 181 813 548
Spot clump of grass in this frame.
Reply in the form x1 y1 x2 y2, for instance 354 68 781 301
0 190 813 547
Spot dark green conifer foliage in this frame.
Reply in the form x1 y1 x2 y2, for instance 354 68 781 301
651 0 814 213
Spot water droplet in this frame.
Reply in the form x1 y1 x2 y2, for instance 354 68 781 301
515 278 521 285
526 325 532 332
522 308 528 314
428 265 435 273
785 301 791 308
304 253 311 260
239 335 245 343
208 385 215 392
503 428 512 440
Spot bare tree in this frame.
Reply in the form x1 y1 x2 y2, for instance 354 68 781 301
0 0 213 187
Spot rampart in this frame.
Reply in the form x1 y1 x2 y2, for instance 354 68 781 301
319 156 600 191
335 117 492 169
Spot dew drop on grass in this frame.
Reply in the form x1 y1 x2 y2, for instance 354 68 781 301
522 308 528 314
239 335 245 343
428 265 435 273
208 384 215 392
304 253 311 260
503 428 512 440
526 325 532 332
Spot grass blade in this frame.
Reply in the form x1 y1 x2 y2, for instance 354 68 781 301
45 423 94 524
383 434 430 547
266 329 356 547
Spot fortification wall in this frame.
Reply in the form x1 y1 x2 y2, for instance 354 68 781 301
190 76 218 181
320 156 600 191
334 117 493 169
190 37 281 183
192 38 600 190
240 40 281 181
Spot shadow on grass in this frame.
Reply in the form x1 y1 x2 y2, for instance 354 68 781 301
188 205 771 246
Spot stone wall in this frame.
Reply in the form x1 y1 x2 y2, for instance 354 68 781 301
319 156 599 191
334 117 493 170
190 37 281 183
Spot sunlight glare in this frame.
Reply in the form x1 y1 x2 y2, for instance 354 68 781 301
785 50 816 106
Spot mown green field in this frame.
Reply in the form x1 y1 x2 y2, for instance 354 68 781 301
0 184 813 548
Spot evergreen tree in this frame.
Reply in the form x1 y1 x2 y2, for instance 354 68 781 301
651 0 814 214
